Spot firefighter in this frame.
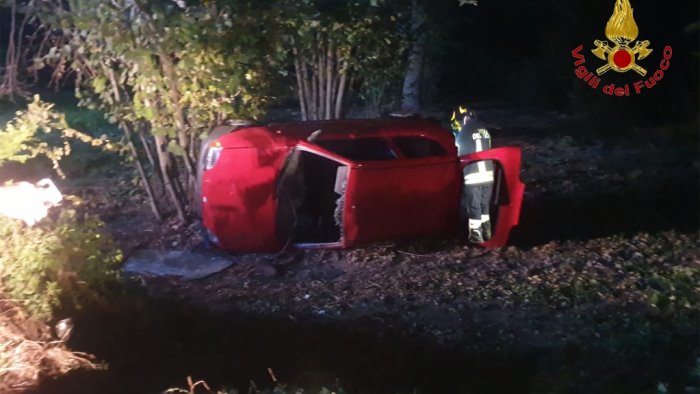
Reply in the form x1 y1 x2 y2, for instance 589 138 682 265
451 106 494 243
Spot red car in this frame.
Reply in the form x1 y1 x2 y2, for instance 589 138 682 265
198 118 524 252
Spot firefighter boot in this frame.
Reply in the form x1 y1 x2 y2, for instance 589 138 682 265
468 219 483 243
469 228 484 243
481 221 492 240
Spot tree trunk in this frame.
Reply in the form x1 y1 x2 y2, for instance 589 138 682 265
329 50 338 116
158 52 196 205
325 37 334 120
294 36 348 120
154 134 187 222
401 0 426 113
14 1 29 77
122 122 163 221
0 0 20 99
300 53 315 120
144 80 188 222
137 122 166 196
311 49 319 120
317 33 326 120
104 64 162 220
335 58 349 119
293 54 308 121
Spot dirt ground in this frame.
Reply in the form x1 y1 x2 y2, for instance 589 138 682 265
45 111 700 393
0 294 100 393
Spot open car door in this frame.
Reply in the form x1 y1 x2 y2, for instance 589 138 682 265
459 147 525 247
275 141 354 248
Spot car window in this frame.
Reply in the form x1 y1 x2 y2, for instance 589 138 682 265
317 138 397 161
392 136 447 158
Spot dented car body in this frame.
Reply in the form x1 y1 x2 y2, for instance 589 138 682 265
199 118 524 252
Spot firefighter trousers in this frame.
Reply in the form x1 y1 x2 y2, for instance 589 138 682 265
462 182 493 227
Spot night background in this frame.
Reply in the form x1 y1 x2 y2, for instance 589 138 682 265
0 0 698 393
438 0 699 128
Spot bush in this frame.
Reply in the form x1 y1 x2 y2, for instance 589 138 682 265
0 95 120 180
0 201 122 319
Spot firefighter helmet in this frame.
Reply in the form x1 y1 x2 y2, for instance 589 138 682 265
450 105 473 134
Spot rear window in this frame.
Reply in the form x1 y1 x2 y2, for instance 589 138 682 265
393 136 447 158
317 138 397 161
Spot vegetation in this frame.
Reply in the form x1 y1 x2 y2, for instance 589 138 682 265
0 95 119 177
0 0 465 223
26 0 271 221
0 95 121 319
1 0 414 222
0 96 120 391
279 0 408 119
0 206 121 319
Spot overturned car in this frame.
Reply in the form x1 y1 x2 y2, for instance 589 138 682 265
198 118 524 252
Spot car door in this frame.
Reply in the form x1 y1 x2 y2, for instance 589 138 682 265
458 146 525 247
275 141 354 248
343 154 461 246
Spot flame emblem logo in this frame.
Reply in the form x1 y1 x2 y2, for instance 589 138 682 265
591 0 653 76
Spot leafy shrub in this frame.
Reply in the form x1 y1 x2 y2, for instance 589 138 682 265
0 201 122 319
0 95 120 179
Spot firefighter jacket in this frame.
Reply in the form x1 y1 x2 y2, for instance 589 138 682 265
455 120 494 185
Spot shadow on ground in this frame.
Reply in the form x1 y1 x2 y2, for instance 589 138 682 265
39 292 698 394
40 296 544 394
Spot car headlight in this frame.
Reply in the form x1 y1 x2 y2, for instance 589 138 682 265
204 142 223 170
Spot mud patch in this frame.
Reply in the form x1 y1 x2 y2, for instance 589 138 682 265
124 249 234 280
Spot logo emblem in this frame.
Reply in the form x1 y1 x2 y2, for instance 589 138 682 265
591 0 652 76
570 0 672 96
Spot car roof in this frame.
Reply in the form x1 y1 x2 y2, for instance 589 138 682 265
268 117 447 139
217 117 456 153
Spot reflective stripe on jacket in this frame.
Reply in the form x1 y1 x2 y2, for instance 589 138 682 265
455 120 494 185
